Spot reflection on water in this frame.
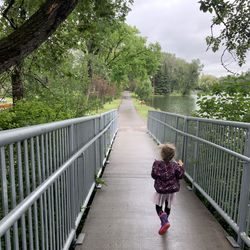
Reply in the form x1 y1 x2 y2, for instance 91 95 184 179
147 94 197 116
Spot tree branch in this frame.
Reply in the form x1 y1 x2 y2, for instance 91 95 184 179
105 37 124 63
0 0 78 75
220 48 237 75
2 0 17 29
23 73 49 89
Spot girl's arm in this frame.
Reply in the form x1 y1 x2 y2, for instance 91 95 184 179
151 160 161 179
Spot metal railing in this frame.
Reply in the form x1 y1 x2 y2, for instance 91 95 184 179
0 110 118 250
148 110 250 247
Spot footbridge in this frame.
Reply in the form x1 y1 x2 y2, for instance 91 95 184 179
0 92 250 250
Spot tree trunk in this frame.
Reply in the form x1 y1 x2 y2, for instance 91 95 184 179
11 64 23 104
0 0 78 74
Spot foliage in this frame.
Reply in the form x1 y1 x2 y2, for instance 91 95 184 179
0 0 134 73
154 53 203 95
0 0 162 130
0 99 69 130
135 78 153 101
92 23 161 87
195 72 250 122
199 0 250 69
89 98 121 115
95 177 107 187
198 74 218 91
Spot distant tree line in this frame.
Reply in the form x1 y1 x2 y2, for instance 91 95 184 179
153 53 203 95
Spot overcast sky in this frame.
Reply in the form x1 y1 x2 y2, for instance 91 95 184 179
126 0 250 77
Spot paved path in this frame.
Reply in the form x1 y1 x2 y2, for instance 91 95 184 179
76 92 234 250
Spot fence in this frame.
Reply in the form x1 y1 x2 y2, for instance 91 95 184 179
0 110 118 250
148 110 250 247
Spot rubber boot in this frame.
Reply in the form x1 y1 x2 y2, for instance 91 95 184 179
158 212 170 235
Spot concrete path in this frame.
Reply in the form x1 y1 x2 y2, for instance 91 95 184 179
76 92 234 250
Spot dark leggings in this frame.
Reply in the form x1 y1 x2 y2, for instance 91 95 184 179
156 200 171 216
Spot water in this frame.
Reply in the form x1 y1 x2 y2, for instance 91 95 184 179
147 93 197 116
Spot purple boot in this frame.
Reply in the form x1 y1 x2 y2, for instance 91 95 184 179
158 212 170 235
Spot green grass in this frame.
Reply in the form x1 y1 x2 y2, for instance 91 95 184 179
89 99 121 115
0 97 12 103
132 96 158 120
153 92 183 97
5 97 13 103
169 91 183 96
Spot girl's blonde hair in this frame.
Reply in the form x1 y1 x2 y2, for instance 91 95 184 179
160 143 176 163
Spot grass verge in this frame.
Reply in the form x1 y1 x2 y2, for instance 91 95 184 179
132 95 158 121
89 98 121 115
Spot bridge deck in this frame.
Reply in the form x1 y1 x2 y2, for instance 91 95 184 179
75 92 234 250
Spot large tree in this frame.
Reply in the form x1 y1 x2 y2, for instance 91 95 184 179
0 0 133 102
0 0 79 74
0 0 133 74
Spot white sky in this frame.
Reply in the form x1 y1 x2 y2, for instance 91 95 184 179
126 0 250 77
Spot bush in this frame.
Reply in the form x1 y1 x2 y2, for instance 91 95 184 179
195 72 250 122
0 100 71 130
135 79 153 101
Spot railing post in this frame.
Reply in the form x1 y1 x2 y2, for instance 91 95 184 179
99 115 103 166
192 121 200 189
174 116 179 146
69 124 76 237
147 111 150 132
237 128 250 247
162 114 167 143
181 117 188 162
94 118 98 174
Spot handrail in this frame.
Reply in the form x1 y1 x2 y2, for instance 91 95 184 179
148 110 250 247
153 110 250 128
150 116 250 163
0 110 118 249
0 110 117 146
0 117 115 236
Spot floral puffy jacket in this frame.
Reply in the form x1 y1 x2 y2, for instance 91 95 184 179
151 160 185 194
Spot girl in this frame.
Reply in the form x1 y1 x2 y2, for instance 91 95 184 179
151 143 184 235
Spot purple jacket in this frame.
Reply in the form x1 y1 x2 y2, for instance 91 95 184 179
151 160 185 194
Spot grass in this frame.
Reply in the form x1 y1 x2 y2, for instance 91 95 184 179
153 92 183 97
132 95 158 121
88 94 156 119
0 97 13 103
89 99 121 115
5 97 13 103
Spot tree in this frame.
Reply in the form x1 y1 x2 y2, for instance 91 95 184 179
154 53 202 95
198 74 218 91
89 22 161 87
135 78 153 100
0 0 133 74
199 0 250 71
0 0 133 103
0 0 78 74
0 8 162 128
196 71 250 122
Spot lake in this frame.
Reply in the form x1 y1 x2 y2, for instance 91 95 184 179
147 93 198 116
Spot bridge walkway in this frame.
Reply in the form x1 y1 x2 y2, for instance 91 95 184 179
75 92 234 250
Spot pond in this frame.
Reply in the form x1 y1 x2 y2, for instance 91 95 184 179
146 93 198 116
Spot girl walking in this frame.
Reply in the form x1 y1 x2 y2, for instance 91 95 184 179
151 143 184 235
